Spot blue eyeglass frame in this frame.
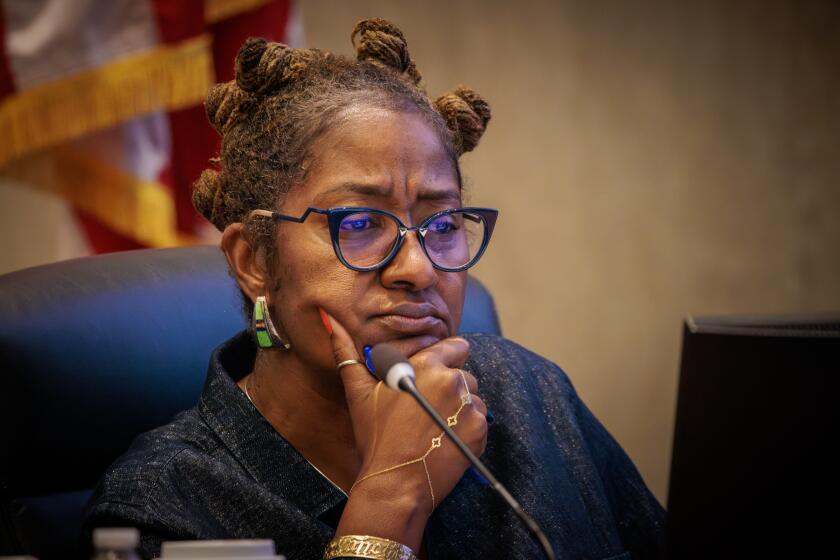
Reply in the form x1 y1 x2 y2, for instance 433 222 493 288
250 206 499 272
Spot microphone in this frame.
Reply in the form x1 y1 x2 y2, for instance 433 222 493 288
371 344 416 391
370 343 556 560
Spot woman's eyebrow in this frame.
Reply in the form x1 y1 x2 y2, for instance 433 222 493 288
312 183 387 204
312 182 460 204
418 189 461 203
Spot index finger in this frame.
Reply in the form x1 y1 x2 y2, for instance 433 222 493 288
320 308 377 397
411 336 470 370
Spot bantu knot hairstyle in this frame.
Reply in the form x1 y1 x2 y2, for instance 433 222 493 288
352 18 422 85
434 86 492 155
193 17 491 239
235 37 327 95
205 82 242 135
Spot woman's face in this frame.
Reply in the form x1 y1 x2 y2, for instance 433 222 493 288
269 107 466 372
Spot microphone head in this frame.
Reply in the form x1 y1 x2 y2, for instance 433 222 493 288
370 343 415 390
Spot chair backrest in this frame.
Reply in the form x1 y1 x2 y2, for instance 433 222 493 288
0 245 501 559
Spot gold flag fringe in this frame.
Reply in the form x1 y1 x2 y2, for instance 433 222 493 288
0 35 213 169
205 0 272 23
2 146 181 248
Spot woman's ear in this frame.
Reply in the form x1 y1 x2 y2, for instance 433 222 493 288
220 223 268 303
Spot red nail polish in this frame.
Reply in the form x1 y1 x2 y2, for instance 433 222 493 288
318 307 333 335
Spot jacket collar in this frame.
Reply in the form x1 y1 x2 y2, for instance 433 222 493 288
197 330 347 524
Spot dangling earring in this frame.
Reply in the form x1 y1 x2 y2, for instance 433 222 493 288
252 296 291 350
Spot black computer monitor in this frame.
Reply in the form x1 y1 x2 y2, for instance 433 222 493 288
665 313 838 559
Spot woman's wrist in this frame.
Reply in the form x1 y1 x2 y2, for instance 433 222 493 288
336 473 430 553
324 535 418 560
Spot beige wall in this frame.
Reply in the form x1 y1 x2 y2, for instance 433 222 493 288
300 0 840 503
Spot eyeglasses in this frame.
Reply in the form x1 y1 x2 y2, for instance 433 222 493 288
250 206 498 272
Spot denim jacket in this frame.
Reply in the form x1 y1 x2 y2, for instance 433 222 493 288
83 331 665 559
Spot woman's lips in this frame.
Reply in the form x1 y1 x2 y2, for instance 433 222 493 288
367 308 447 358
371 302 446 336
373 313 444 334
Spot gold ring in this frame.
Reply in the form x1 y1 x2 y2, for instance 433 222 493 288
336 359 362 369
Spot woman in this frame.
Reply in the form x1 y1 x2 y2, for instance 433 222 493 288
84 19 665 559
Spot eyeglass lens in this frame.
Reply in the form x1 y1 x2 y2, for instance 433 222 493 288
337 210 487 270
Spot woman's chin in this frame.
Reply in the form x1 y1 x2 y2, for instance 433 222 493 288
365 334 443 360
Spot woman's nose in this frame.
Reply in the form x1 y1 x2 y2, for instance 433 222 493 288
379 230 438 291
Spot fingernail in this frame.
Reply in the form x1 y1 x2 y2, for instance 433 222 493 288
468 465 489 486
318 307 333 335
363 345 374 373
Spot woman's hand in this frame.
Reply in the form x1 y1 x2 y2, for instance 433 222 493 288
322 309 488 550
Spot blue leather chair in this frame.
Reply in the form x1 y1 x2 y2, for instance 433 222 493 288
0 246 501 559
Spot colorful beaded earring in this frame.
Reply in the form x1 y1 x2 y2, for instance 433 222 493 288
252 296 291 350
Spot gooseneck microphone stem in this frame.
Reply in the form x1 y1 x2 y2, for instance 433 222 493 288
398 377 556 560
